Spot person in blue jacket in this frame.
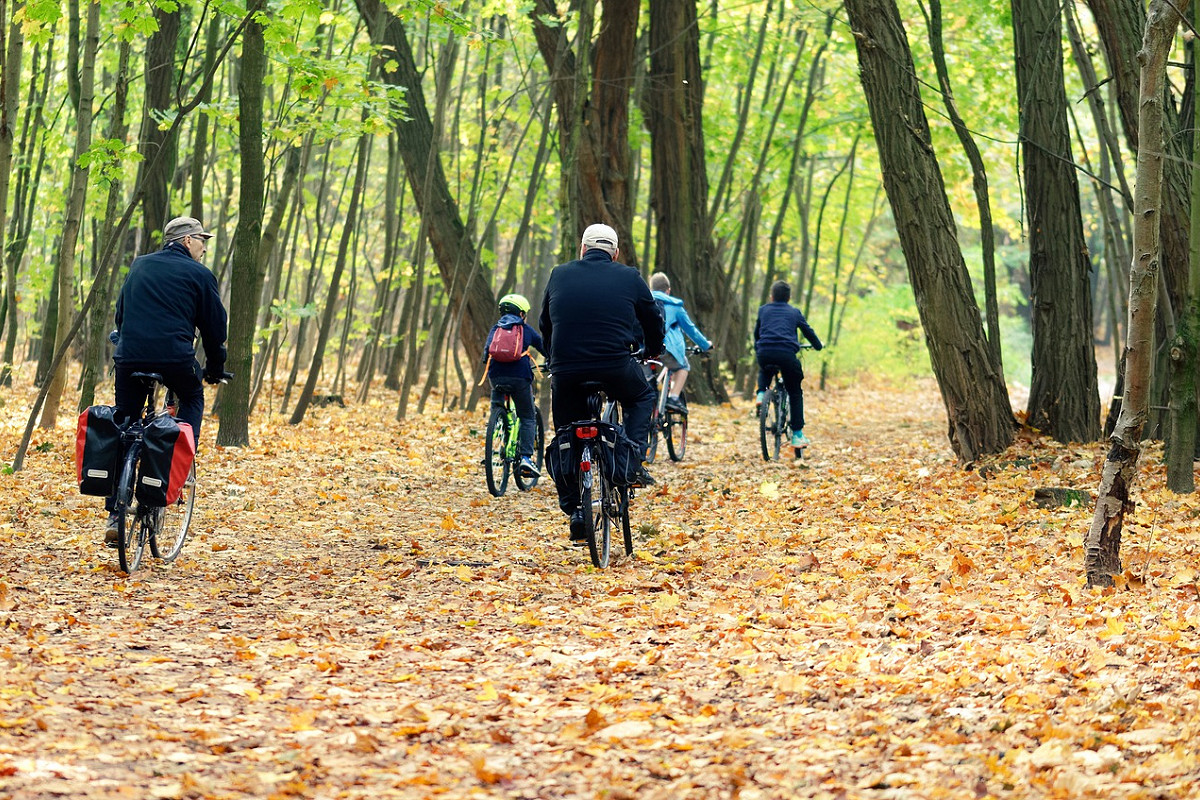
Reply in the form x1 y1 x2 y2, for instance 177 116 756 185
482 293 545 478
754 280 823 448
649 272 712 412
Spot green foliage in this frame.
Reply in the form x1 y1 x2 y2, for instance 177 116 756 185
77 138 143 190
824 285 932 383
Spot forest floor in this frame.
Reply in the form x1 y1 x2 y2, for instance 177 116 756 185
2 375 1199 799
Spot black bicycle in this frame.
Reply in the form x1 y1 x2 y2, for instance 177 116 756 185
111 370 230 573
569 384 633 569
484 392 545 497
759 344 810 461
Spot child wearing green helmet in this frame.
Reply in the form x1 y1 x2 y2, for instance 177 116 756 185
483 293 545 478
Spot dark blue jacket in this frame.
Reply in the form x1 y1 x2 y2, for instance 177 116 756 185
539 249 665 373
483 313 544 382
754 301 823 356
114 241 227 374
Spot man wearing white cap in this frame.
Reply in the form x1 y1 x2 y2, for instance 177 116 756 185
539 223 665 542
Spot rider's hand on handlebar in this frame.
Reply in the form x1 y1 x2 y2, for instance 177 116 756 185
204 370 235 385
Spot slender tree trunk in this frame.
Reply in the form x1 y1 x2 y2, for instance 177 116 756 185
1012 0 1100 444
79 36 131 410
0 1 22 386
290 131 370 426
216 14 266 447
844 0 1014 464
39 0 97 428
1086 0 1186 586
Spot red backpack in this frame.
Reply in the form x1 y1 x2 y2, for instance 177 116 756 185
488 323 526 363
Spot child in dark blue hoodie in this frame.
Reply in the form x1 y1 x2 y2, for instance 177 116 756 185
754 280 823 448
483 294 545 477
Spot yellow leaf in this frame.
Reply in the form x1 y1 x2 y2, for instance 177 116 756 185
759 481 780 500
476 681 499 701
441 514 458 531
455 565 472 581
1098 616 1126 640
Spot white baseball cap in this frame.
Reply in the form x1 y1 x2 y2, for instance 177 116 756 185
580 223 618 256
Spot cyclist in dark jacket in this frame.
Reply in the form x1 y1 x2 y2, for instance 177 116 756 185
482 293 545 478
106 216 228 540
539 223 664 541
754 280 823 448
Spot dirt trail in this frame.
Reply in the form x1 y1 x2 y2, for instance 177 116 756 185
2 378 1198 798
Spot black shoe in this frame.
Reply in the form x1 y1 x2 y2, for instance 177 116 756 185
665 397 687 413
569 511 588 544
633 468 655 487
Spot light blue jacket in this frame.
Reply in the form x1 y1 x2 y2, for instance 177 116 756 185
652 291 711 370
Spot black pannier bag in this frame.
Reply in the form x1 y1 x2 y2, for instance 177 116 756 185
76 406 124 496
595 422 642 486
545 426 579 500
135 415 196 507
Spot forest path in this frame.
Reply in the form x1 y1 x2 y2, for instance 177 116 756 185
2 377 1198 799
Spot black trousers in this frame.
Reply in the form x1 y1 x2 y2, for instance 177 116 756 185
551 360 655 513
756 349 806 432
114 361 205 438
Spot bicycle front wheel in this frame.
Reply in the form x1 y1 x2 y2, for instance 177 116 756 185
759 392 776 461
515 408 545 491
115 450 145 574
484 405 510 497
151 462 195 561
619 485 633 556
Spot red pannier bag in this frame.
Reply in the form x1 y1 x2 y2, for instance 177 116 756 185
135 415 195 507
76 406 124 496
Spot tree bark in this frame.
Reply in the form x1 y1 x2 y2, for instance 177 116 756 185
843 0 1014 464
0 1 23 386
1012 0 1100 444
136 4 180 243
646 0 733 403
1086 0 1185 586
216 14 266 447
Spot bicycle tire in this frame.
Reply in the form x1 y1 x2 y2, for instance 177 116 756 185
585 467 611 569
484 405 510 497
115 448 146 574
645 407 660 464
515 408 545 491
619 485 633 556
151 462 195 561
759 390 775 461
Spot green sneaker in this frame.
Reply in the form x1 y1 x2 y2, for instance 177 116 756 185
791 430 810 448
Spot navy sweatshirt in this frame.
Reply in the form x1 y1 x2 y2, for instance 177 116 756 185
114 241 227 374
753 301 823 356
538 249 665 373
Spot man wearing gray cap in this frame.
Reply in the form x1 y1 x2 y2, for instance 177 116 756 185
104 216 228 540
539 223 665 543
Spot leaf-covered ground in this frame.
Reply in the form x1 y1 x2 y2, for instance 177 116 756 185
2 377 1199 799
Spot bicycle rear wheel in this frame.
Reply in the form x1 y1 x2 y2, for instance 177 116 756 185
115 449 146 574
645 407 660 464
619 485 633 556
759 390 778 461
151 462 195 561
666 399 688 462
586 470 611 569
484 405 510 497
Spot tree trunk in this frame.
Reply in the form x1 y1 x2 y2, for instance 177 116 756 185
355 0 495 364
136 4 180 243
0 1 22 387
843 0 1014 464
1085 0 1185 586
216 14 266 447
646 0 733 403
1012 0 1101 444
38 0 97 429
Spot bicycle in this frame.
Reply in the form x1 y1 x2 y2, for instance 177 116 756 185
565 383 634 569
484 391 545 497
644 345 707 463
759 344 811 462
111 370 229 573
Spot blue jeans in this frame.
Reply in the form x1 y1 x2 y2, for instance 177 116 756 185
756 349 805 432
490 378 536 459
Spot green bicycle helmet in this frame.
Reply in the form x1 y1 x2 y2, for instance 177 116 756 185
498 293 531 314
